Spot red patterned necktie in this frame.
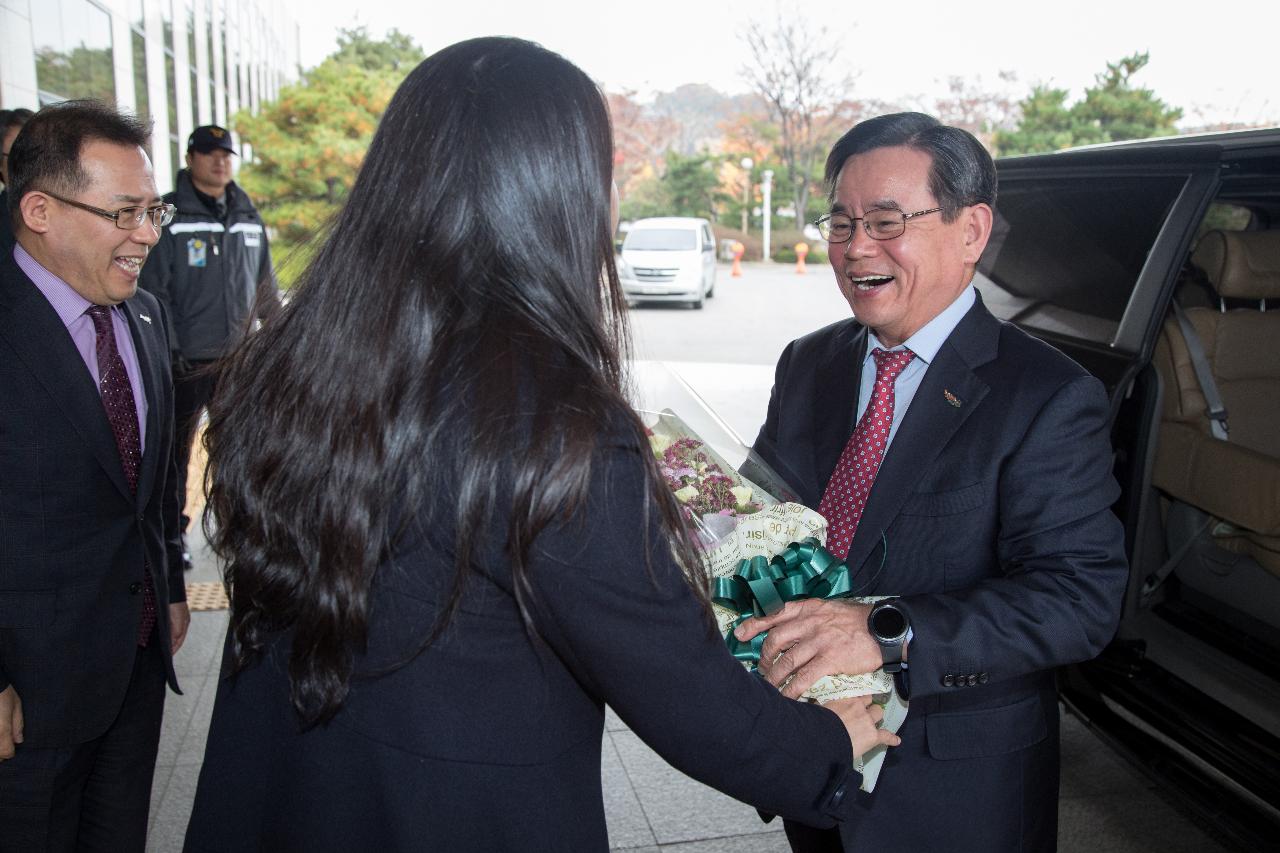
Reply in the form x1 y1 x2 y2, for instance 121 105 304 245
87 305 158 647
817 347 917 560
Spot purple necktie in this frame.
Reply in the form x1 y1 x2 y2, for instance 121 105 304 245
817 347 916 560
87 305 158 647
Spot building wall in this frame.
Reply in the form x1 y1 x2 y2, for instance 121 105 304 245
0 0 298 193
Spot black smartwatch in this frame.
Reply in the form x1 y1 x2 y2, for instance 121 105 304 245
867 601 910 674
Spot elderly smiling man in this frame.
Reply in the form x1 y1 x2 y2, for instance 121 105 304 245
740 112 1128 853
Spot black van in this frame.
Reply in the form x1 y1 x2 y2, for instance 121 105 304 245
980 129 1280 849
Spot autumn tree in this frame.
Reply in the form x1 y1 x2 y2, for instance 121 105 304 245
609 89 680 197
232 28 424 283
930 73 1019 151
618 150 728 222
718 108 777 232
739 13 850 228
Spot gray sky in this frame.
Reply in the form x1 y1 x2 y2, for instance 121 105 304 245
293 0 1276 128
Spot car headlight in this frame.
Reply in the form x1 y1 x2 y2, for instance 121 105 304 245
617 258 634 280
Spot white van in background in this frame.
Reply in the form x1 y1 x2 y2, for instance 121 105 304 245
618 217 717 309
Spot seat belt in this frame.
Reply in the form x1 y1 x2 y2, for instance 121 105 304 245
1144 305 1231 604
1139 511 1214 607
1171 302 1229 440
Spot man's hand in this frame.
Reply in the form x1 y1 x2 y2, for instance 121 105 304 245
169 602 191 656
0 685 24 761
824 695 901 757
734 599 884 699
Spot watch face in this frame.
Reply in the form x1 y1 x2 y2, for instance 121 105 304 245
871 605 907 642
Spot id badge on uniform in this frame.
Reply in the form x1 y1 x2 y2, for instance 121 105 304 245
187 238 208 267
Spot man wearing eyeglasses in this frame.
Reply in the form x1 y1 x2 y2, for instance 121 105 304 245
737 113 1127 852
139 124 279 571
0 100 189 851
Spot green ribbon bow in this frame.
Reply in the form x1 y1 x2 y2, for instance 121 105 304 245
711 537 856 667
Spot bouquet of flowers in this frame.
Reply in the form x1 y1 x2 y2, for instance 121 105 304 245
641 407 906 792
645 409 772 543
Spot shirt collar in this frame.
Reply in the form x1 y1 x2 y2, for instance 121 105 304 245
866 285 976 366
190 179 230 218
14 242 97 329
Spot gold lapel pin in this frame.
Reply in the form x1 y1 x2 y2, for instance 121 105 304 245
943 389 962 408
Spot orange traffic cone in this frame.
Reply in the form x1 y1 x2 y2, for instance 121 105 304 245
731 241 745 277
795 242 809 275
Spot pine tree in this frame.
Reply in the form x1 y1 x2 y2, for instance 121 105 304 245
996 53 1182 156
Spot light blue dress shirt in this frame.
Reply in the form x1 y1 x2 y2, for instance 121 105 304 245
857 285 976 449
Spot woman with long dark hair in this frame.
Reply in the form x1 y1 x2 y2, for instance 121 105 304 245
183 37 896 852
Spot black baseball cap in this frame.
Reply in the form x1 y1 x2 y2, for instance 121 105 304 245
187 125 237 155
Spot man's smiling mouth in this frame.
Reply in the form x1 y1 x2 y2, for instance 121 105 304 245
114 256 145 276
850 274 894 291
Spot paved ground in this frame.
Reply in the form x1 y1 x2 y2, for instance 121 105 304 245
148 262 1232 851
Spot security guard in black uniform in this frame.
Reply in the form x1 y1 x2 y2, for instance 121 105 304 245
140 125 280 566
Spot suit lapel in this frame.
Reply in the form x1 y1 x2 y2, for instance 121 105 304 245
811 326 868 503
0 255 135 502
121 297 162 510
845 299 1000 578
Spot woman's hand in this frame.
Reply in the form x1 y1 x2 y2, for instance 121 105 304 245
823 695 901 758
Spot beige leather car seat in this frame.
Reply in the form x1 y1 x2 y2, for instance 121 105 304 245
1151 229 1280 579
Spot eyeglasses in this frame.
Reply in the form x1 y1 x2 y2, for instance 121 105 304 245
814 207 943 242
44 190 176 230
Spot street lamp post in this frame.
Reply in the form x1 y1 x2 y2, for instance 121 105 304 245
740 157 753 236
761 169 774 262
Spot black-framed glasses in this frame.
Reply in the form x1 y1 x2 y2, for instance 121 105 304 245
814 207 943 242
44 190 176 230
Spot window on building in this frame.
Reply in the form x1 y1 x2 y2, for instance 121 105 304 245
130 11 149 126
207 13 217 120
185 0 197 70
222 22 233 107
130 29 150 154
186 1 200 125
163 6 180 166
30 0 116 105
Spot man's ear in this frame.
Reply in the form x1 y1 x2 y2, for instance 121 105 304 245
961 203 994 266
185 151 194 169
18 191 53 235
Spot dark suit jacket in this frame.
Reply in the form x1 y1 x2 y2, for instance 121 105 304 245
185 439 863 852
0 245 185 747
754 296 1128 852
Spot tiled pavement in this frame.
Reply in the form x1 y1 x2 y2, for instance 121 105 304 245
147 523 1231 853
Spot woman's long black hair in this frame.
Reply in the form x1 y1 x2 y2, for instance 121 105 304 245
203 37 708 727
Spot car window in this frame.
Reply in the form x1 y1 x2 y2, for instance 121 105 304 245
702 225 714 248
977 175 1188 345
625 229 698 251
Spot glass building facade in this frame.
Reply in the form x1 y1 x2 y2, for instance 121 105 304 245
1 0 299 193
